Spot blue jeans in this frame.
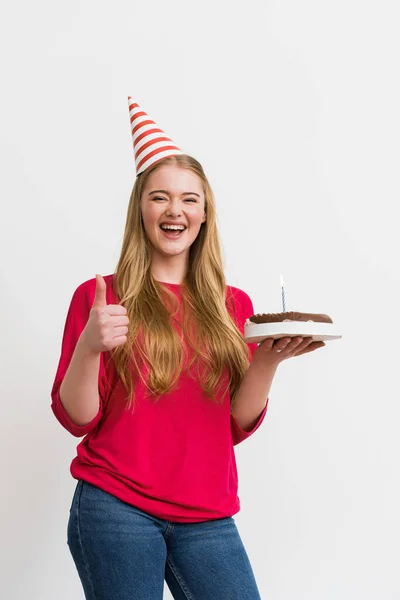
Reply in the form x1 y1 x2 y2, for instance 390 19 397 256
67 480 262 599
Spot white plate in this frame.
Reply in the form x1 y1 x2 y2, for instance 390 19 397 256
244 321 342 344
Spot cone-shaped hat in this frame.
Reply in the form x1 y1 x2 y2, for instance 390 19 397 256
128 97 183 175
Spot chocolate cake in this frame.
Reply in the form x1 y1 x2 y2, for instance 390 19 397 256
248 311 333 324
243 310 341 344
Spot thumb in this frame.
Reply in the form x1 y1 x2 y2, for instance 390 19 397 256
92 274 107 308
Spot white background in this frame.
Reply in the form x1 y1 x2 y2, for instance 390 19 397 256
1 1 399 598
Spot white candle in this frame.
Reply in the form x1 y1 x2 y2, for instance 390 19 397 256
280 274 286 312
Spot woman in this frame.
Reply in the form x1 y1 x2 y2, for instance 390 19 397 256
51 99 324 599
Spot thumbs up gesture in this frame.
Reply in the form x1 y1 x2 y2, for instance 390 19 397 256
82 274 129 353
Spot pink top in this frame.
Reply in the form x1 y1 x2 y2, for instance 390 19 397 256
51 275 268 522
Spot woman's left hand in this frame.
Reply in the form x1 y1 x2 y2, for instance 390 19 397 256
253 336 325 366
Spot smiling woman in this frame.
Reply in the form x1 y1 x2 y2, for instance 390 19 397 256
51 98 264 600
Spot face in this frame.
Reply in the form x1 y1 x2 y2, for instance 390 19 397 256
140 164 207 259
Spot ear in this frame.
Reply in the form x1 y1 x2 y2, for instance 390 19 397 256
201 211 207 223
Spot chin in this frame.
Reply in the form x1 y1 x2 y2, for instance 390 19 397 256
155 237 195 253
150 240 186 254
161 246 188 256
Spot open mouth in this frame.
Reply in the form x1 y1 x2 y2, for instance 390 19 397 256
159 226 187 239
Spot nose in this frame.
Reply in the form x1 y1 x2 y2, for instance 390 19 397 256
165 198 182 217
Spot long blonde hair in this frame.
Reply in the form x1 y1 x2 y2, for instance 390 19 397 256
111 154 250 411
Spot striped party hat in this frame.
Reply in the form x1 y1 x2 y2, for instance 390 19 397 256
128 97 183 175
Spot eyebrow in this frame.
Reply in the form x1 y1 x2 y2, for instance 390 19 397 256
148 189 200 197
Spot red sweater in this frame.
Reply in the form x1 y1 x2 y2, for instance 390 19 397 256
51 275 268 523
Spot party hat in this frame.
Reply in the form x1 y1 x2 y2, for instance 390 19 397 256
128 97 183 175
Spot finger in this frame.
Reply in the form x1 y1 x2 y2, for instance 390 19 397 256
275 336 303 353
275 338 309 360
108 335 128 349
273 337 293 351
293 337 313 350
259 337 275 351
290 338 313 355
111 315 130 326
113 326 129 337
107 304 128 316
92 274 107 308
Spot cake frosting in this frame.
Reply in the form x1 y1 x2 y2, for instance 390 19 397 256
246 311 333 325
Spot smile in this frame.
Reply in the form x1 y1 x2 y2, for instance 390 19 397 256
159 227 187 239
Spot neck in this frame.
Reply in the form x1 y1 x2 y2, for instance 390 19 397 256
150 252 189 285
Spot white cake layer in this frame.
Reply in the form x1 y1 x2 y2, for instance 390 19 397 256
244 321 342 344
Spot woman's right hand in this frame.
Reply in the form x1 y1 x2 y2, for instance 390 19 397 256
81 274 129 353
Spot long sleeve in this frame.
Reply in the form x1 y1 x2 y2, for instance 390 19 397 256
230 287 269 445
50 280 106 437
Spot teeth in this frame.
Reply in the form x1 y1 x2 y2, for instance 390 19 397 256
160 225 185 231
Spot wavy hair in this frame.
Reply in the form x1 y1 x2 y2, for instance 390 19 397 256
111 154 250 411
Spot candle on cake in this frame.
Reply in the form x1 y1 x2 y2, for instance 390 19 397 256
280 274 286 313
243 274 341 344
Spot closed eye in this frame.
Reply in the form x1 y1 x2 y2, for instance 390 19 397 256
153 197 197 203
